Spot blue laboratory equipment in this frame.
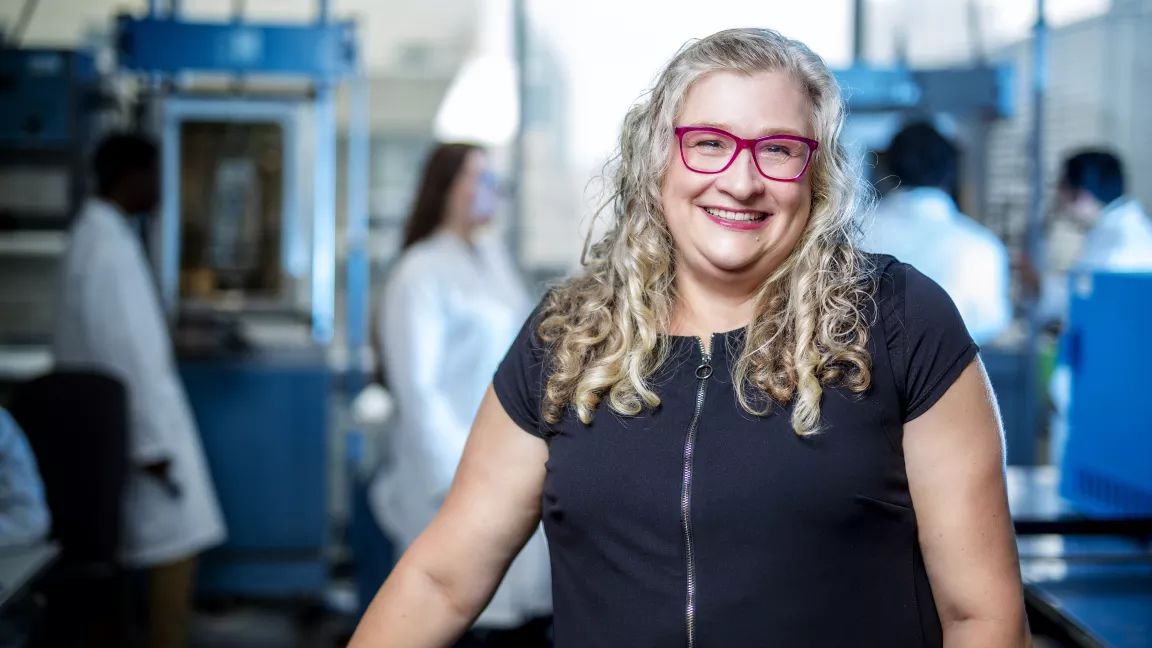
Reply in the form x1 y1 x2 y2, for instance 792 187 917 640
0 48 98 230
1060 271 1152 517
114 0 371 601
0 49 97 150
0 48 104 395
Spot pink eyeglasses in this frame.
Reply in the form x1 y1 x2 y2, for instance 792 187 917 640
674 126 819 182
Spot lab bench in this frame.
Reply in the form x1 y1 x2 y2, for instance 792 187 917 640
1009 466 1152 648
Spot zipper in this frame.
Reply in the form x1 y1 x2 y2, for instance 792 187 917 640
681 335 713 648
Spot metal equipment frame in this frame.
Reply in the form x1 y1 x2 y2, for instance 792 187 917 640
156 96 306 321
113 0 371 600
118 8 368 347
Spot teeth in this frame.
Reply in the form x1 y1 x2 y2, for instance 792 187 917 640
703 207 766 222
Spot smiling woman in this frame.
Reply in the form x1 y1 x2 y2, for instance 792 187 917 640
349 27 1030 648
543 34 871 436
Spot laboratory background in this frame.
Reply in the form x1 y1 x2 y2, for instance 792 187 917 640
0 0 1149 646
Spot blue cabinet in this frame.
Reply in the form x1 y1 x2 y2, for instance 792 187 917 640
1061 272 1152 517
181 353 332 598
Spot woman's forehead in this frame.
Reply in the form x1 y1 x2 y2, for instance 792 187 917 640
678 69 813 139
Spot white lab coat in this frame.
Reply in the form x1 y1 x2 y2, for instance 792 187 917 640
1038 197 1152 326
1046 197 1152 465
369 230 552 628
862 187 1013 346
53 199 226 568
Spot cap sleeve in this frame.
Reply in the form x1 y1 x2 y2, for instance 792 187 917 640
492 299 552 438
879 259 979 423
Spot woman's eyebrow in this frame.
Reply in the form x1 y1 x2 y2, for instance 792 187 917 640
685 122 808 138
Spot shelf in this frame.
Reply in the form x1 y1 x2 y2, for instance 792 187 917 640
0 231 68 257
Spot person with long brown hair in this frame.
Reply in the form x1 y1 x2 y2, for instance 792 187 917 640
353 29 1028 648
369 143 552 647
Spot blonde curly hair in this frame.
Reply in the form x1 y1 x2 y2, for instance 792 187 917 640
539 28 876 436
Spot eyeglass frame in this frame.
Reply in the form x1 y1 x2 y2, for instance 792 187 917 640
673 126 820 182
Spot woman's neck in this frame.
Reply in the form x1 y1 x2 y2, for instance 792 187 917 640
440 220 476 245
670 268 762 341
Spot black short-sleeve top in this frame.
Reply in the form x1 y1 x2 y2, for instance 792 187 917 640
493 255 978 648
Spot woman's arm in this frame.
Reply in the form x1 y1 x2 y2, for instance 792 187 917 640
904 358 1031 648
349 387 548 647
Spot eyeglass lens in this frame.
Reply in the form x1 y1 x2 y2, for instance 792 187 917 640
680 130 812 180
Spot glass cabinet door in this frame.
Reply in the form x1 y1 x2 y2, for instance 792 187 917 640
157 97 308 322
178 120 286 304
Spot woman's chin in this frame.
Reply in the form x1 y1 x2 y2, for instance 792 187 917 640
693 254 772 283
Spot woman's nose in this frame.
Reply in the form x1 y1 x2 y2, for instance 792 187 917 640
714 148 766 201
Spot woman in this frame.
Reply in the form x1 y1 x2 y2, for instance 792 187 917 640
369 143 553 645
353 29 1029 648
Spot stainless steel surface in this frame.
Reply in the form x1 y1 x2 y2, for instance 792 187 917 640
0 542 60 610
1008 465 1068 520
1011 466 1152 648
1020 538 1151 648
1008 465 1152 535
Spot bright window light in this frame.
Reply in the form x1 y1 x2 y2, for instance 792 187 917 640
434 0 519 147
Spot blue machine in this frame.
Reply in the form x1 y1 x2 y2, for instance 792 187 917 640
0 49 96 147
1060 271 1152 517
114 1 371 601
0 49 98 229
116 16 357 78
832 64 1013 117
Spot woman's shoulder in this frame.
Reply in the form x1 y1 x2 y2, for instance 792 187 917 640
863 252 903 292
492 292 558 438
861 252 978 421
385 236 461 289
863 252 954 315
399 234 457 265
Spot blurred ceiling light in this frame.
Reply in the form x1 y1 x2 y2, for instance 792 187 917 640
433 0 519 147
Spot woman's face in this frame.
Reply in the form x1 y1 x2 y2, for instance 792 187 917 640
445 149 497 233
661 69 814 290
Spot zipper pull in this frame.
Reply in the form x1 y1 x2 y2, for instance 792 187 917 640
695 359 713 380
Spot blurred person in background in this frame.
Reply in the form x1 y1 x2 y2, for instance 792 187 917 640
1035 150 1152 329
352 28 1026 648
0 407 50 550
862 122 1013 346
369 143 552 647
1036 151 1152 466
53 133 227 648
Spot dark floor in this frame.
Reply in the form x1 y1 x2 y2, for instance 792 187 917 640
188 581 359 648
189 607 1068 648
189 607 353 648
